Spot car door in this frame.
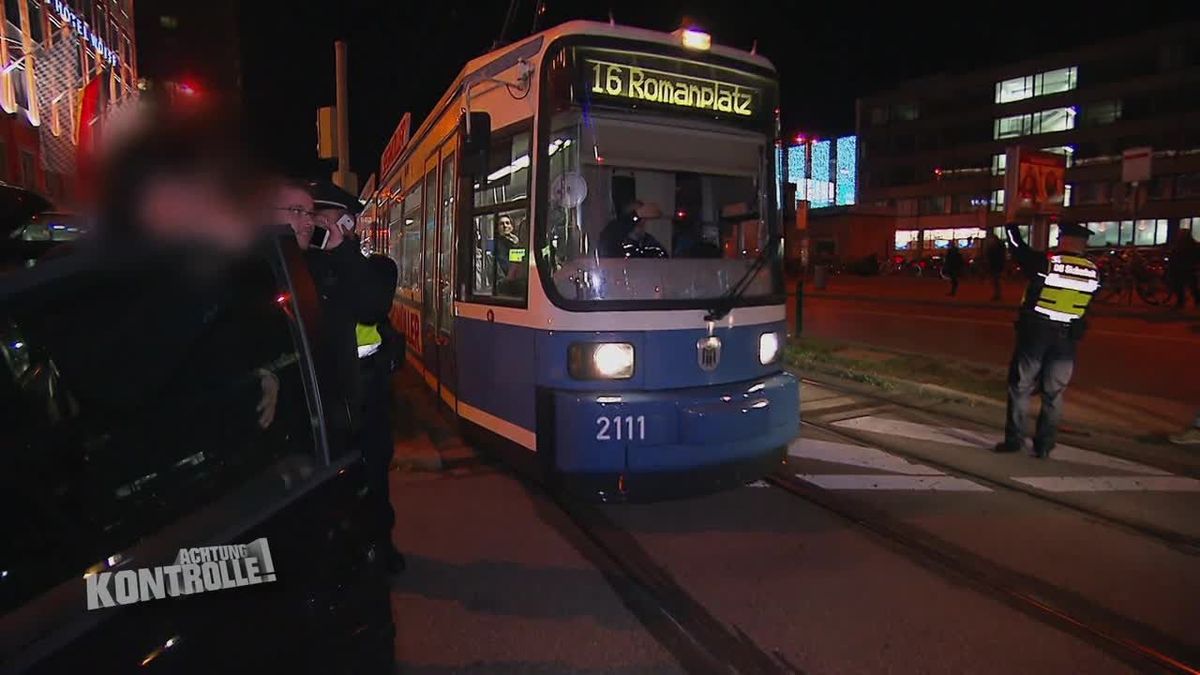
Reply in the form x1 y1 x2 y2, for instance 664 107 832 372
0 237 392 674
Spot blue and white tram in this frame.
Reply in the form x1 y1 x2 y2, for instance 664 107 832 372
370 21 799 498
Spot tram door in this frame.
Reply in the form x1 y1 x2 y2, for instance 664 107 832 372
434 142 458 407
420 155 439 387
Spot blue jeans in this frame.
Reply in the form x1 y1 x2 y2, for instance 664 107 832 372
1005 320 1078 454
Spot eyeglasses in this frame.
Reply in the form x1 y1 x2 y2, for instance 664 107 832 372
275 206 316 219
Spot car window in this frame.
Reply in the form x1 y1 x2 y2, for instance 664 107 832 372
0 250 318 612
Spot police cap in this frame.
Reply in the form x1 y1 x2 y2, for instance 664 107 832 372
310 180 364 215
1058 222 1093 240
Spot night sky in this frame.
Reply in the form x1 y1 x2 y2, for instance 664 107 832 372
236 0 1199 183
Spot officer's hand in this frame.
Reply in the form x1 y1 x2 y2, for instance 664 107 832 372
324 219 346 250
256 368 279 429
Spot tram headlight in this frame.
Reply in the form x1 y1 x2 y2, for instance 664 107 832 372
758 331 781 365
569 342 635 380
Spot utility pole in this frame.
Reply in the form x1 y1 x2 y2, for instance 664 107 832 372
333 40 354 194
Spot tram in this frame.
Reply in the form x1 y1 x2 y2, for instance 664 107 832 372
368 20 799 499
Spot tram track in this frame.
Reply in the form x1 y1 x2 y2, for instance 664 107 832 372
765 467 1200 674
772 380 1200 673
797 378 1200 554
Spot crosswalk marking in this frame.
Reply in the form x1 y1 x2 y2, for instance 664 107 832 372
1012 476 1200 492
797 474 991 492
830 416 1171 476
788 438 944 476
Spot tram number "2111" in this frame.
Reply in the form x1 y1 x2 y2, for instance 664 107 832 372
596 415 646 441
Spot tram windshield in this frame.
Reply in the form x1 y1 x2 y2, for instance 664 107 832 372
540 113 777 306
537 45 781 309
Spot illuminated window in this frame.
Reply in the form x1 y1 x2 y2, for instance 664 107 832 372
894 230 919 251
995 67 1076 104
995 75 1034 104
992 153 1006 176
1180 217 1200 243
1033 107 1076 134
1049 225 1060 248
159 15 178 29
994 114 1031 139
1134 219 1168 246
1037 67 1077 96
1042 145 1075 167
1064 183 1073 207
991 189 1005 212
1086 221 1119 248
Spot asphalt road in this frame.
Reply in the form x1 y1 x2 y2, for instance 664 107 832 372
798 294 1200 405
387 380 1200 674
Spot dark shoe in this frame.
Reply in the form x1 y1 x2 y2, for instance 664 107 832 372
1031 446 1051 459
386 546 406 574
992 441 1021 453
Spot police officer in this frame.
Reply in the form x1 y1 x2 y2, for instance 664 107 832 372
310 181 406 573
994 222 1098 458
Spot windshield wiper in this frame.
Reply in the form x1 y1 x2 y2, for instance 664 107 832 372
704 234 782 322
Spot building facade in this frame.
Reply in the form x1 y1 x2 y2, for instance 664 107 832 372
1 0 137 203
855 21 1200 260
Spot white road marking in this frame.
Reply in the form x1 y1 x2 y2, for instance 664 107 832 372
789 437 944 476
1012 476 1200 492
745 480 771 488
831 416 1171 476
798 474 991 492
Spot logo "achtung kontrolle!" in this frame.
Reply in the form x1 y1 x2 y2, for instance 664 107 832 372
86 538 277 610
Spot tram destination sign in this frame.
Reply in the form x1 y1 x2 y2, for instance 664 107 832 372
583 55 761 119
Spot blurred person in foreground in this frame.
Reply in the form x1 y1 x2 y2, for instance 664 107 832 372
50 108 286 435
994 222 1098 459
311 181 406 574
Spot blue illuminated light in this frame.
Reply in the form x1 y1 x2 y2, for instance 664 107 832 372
836 136 857 206
787 145 806 194
810 140 832 208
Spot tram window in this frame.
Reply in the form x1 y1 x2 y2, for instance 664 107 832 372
423 167 438 317
401 184 422 294
474 129 531 208
0 253 317 612
388 197 404 280
438 154 455 332
470 209 529 301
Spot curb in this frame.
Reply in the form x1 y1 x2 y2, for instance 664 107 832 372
795 289 1170 319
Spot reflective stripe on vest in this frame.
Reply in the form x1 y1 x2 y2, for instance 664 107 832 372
356 323 382 358
1033 255 1098 323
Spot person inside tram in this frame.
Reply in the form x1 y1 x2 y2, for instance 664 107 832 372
598 199 640 257
619 204 668 259
495 214 520 277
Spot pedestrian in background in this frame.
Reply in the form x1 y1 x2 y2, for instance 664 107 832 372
1166 231 1199 310
984 231 1006 301
944 240 964 296
994 222 1098 458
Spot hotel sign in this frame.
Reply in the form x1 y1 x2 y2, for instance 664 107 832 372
585 58 759 118
51 0 120 68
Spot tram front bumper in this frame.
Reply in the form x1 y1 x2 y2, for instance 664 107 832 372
549 372 799 479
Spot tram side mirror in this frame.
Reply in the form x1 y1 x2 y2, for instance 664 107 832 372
461 112 491 177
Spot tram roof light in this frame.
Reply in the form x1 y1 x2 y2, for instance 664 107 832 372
677 28 711 51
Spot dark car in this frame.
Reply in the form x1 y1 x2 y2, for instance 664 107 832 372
0 184 83 272
0 233 393 673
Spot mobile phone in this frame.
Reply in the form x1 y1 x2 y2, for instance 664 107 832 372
311 226 331 250
336 213 355 234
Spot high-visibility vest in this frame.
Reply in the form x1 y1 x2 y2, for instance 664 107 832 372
356 323 382 358
1023 254 1100 323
